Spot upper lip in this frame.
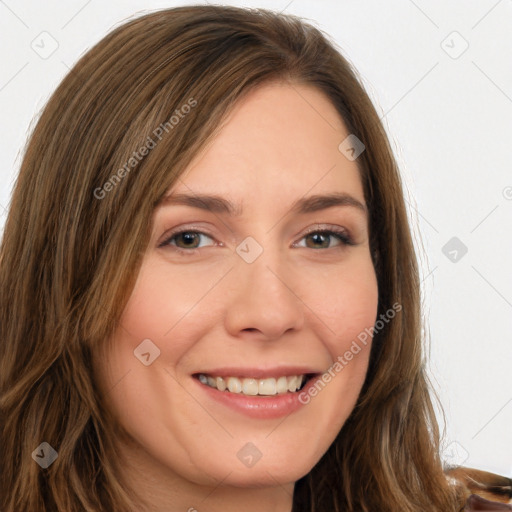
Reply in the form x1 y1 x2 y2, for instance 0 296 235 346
193 366 323 379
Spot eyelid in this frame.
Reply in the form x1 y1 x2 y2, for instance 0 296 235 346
292 224 354 248
158 225 219 249
299 223 352 239
158 222 355 252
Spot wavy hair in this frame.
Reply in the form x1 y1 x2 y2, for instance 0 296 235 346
0 5 468 511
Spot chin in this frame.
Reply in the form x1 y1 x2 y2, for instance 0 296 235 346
221 463 311 488
209 448 317 487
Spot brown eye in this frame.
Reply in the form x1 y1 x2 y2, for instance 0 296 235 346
160 230 216 252
298 229 354 250
173 232 201 249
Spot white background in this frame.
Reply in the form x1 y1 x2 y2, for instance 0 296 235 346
1 0 511 476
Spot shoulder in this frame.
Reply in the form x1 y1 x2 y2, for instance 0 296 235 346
445 466 512 511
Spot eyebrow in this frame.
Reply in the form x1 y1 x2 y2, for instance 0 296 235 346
156 191 367 216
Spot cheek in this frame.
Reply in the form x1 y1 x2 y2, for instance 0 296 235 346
115 257 228 364
291 254 378 403
299 254 379 353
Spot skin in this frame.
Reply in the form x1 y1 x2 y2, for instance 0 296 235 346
93 81 379 512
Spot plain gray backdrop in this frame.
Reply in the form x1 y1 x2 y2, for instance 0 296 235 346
1 0 511 476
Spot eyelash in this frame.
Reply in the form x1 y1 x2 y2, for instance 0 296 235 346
158 226 355 255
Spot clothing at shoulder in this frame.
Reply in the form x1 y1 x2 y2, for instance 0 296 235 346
445 466 512 511
465 494 512 511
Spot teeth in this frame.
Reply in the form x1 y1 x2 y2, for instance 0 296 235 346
288 375 298 392
216 376 227 391
276 376 288 394
258 378 276 395
242 378 259 395
227 377 242 393
198 374 308 395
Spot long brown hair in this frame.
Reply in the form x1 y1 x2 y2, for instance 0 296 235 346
0 5 468 511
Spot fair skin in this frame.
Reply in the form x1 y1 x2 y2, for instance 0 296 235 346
93 81 379 512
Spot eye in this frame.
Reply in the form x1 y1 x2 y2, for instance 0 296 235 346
158 225 355 255
294 227 354 250
159 229 216 254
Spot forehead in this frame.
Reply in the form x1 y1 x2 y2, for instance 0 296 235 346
167 81 364 206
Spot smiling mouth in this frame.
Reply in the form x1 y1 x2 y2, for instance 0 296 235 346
194 373 315 396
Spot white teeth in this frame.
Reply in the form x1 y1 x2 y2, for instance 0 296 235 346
216 376 227 391
227 377 242 393
198 374 308 395
242 378 259 395
258 378 276 395
287 375 298 392
276 376 288 394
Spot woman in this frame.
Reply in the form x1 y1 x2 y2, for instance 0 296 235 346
0 5 510 511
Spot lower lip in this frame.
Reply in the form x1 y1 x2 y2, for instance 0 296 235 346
193 375 320 419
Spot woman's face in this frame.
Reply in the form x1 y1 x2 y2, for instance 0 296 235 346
93 82 378 492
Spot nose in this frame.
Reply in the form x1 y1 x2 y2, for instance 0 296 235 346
223 246 304 341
